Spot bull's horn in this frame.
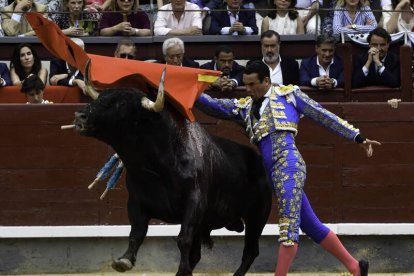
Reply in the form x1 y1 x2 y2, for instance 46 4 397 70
141 67 166 112
84 59 99 100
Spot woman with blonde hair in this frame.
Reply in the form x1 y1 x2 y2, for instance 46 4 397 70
261 0 304 34
333 0 377 34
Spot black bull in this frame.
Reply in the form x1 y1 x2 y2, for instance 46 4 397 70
74 87 272 276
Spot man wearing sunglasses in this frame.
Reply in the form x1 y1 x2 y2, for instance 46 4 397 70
114 39 136 60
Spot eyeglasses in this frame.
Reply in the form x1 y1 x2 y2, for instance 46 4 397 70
119 53 135 59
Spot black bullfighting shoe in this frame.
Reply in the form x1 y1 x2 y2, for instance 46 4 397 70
359 259 369 276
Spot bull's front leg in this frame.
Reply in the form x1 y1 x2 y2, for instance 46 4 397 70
112 198 149 272
176 189 206 276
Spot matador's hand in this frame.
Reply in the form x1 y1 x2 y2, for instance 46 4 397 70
360 138 382 157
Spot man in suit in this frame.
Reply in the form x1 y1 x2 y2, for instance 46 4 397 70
201 45 244 91
49 38 86 94
157 37 199 68
352 27 400 88
209 0 258 35
260 30 299 85
299 34 344 89
0 63 12 86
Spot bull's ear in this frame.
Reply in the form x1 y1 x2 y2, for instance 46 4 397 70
84 59 100 100
141 67 166 112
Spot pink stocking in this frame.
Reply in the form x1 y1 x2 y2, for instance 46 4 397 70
274 242 298 276
319 230 360 276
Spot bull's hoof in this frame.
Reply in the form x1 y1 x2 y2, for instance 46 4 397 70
112 258 133 272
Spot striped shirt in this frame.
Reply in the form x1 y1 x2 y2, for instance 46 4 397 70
333 6 377 35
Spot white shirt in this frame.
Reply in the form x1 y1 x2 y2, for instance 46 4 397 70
310 57 338 87
295 0 322 8
259 86 272 116
381 0 391 7
26 99 53 104
395 11 414 32
263 55 283 85
266 14 298 35
154 2 202 36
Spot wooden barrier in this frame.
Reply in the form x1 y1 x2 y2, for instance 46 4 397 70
0 86 91 103
0 36 412 104
0 102 413 226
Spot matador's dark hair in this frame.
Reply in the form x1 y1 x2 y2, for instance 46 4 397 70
245 60 270 82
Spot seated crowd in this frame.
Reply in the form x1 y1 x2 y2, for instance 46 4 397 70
1 0 412 37
0 27 402 104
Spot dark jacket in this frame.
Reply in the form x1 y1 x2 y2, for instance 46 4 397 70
49 58 84 86
280 56 299 86
200 60 245 86
299 55 344 88
352 51 400 88
209 8 258 35
0 63 12 86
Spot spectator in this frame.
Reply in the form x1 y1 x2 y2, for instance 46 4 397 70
21 74 52 104
49 38 87 94
381 0 392 28
259 30 299 85
190 0 222 11
321 0 336 35
261 0 305 35
364 0 384 23
136 0 164 12
154 0 203 36
0 16 4 37
209 0 258 35
201 45 245 91
186 0 223 32
385 0 414 33
114 39 136 59
35 0 62 22
299 34 344 89
10 43 48 85
352 27 400 88
157 37 199 68
0 62 12 86
1 0 48 36
54 0 98 36
99 0 151 36
296 0 321 34
84 0 112 11
333 0 377 35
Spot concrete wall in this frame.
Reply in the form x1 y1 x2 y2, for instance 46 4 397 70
1 235 414 274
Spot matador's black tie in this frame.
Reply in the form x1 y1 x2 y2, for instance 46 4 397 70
251 97 265 120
